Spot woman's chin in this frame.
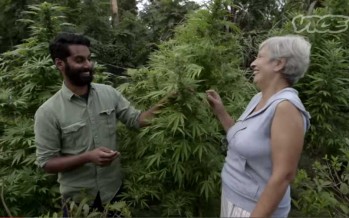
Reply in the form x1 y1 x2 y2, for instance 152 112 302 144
253 79 262 90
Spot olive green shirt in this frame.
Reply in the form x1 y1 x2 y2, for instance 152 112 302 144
35 82 141 203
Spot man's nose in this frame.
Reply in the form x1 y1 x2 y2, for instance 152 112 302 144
84 59 93 69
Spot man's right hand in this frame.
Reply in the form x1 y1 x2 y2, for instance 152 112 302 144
43 147 120 173
87 147 120 166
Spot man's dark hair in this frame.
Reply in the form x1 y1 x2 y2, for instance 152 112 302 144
49 33 90 61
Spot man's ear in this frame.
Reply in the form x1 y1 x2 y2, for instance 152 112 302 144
55 58 65 72
274 58 286 72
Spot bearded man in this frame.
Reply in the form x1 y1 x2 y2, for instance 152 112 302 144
34 33 162 216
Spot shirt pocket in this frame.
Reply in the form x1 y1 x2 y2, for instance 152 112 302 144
99 108 116 136
61 121 86 151
231 155 260 199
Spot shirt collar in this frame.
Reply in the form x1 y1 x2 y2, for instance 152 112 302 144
61 82 96 101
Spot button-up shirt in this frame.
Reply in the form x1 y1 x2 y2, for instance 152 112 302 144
35 82 141 203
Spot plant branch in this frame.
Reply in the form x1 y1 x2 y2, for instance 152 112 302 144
1 184 12 217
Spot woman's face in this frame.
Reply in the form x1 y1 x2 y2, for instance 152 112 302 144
250 46 278 88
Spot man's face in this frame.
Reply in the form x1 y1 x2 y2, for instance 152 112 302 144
62 45 94 87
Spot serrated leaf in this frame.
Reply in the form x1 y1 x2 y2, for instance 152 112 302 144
339 183 349 195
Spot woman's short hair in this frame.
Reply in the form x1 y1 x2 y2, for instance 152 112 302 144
260 35 311 85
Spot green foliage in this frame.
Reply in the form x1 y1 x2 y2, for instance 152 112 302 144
73 0 113 42
298 38 349 155
0 0 37 52
0 3 68 216
39 198 132 218
140 0 200 43
221 0 285 31
117 1 254 216
93 0 201 71
92 11 152 70
292 140 349 217
118 0 137 15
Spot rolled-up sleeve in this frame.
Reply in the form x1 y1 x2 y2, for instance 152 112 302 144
34 107 60 168
113 89 141 129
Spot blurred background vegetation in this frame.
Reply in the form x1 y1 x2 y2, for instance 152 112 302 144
0 0 348 217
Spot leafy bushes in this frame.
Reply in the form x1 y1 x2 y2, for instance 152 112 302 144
0 3 66 216
116 2 254 216
298 38 349 156
292 142 349 217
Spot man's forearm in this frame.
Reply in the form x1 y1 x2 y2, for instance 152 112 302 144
44 152 91 173
138 104 162 127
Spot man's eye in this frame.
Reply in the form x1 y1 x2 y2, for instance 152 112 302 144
75 58 84 63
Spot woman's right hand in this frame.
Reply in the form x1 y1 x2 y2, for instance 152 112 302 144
206 90 234 132
206 90 225 116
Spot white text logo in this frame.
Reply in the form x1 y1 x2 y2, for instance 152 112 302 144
292 15 349 33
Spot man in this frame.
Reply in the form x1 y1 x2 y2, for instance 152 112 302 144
34 33 163 215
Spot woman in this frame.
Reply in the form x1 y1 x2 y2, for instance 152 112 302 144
206 35 311 217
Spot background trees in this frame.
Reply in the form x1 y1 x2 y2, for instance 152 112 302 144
0 0 348 217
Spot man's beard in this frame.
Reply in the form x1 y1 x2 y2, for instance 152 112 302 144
64 64 94 87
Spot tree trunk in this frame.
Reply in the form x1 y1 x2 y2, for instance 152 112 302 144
111 0 119 27
307 0 318 15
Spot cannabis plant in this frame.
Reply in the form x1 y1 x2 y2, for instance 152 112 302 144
116 0 255 217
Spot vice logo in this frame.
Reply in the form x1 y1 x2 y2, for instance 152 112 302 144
292 15 349 33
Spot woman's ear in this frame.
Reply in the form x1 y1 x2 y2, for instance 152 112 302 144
274 58 286 72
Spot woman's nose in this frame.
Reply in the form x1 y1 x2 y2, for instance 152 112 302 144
250 61 256 70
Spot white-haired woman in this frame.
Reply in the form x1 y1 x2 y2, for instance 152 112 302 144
207 35 311 217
